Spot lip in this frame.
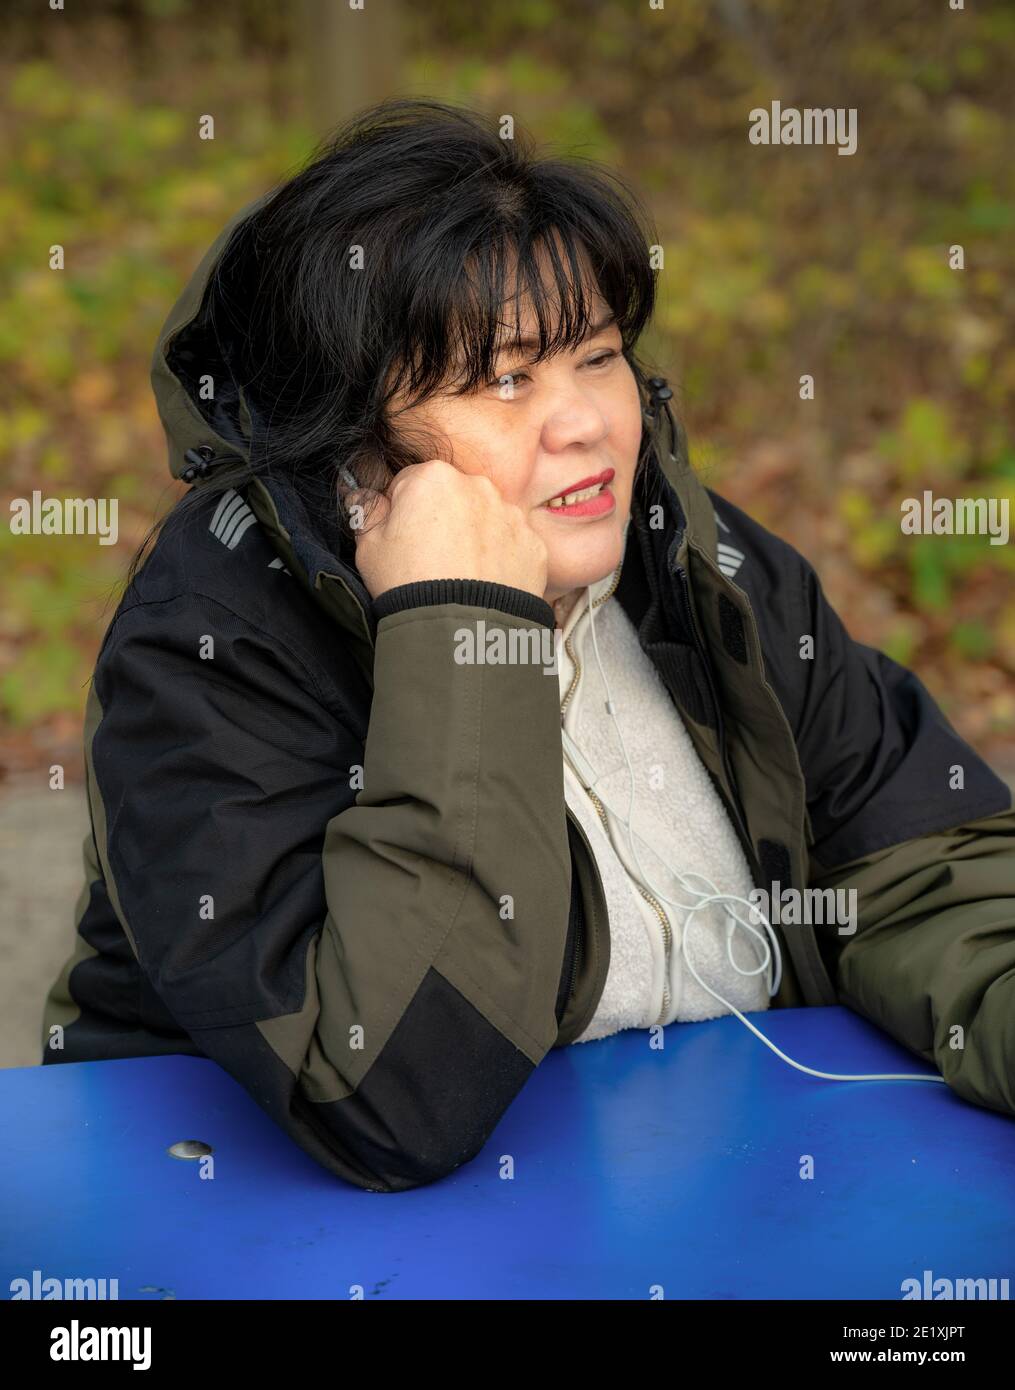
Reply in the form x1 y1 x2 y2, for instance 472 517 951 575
543 487 616 519
544 467 615 504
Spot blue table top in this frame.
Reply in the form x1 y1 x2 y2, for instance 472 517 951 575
2 1005 1013 1300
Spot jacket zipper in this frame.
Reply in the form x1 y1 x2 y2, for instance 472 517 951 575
555 853 583 1022
559 563 623 717
566 886 582 1001
559 566 673 1028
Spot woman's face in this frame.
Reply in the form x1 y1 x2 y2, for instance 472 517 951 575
385 288 644 606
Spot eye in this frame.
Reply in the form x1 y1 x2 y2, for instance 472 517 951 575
486 370 531 392
584 350 619 369
485 348 619 393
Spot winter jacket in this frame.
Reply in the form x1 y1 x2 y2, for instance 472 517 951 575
41 195 1015 1192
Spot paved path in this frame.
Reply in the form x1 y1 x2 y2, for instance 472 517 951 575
0 777 89 1069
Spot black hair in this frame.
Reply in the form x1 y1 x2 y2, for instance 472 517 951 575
128 96 666 587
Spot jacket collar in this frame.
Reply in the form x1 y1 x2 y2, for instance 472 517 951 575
238 428 713 658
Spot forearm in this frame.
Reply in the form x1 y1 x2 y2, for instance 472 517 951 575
809 809 1015 1116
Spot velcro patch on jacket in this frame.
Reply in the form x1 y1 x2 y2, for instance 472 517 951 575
209 489 258 550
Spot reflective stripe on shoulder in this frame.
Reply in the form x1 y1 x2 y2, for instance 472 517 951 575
713 510 745 577
209 489 258 550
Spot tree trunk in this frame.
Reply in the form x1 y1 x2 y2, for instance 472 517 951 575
297 0 406 141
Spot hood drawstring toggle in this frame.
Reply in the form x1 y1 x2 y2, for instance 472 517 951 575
180 445 248 486
643 376 680 464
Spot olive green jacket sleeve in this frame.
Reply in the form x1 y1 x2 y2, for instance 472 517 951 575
808 807 1015 1117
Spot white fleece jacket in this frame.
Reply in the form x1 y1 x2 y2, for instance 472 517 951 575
557 541 771 1044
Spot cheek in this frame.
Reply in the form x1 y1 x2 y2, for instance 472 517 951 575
607 365 643 435
454 425 535 503
610 378 646 483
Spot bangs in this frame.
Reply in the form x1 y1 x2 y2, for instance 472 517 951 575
384 165 657 408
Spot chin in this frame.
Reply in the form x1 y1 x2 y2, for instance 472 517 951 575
547 525 626 596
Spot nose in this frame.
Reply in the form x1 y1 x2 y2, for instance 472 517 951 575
539 383 610 454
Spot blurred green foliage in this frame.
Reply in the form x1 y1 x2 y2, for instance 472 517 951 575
1 0 1013 758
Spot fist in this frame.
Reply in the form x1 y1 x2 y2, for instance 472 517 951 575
349 459 549 603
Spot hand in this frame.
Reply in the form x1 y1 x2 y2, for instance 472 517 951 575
350 459 549 602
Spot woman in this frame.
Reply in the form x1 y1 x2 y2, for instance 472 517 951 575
42 99 1015 1192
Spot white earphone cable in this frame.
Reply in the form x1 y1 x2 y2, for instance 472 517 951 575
577 584 946 1087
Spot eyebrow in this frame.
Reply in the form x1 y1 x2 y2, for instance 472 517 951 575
494 310 618 359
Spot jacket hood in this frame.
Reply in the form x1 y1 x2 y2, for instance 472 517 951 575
149 191 719 598
150 189 278 482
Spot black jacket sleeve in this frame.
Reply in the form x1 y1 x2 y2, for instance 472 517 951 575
86 586 573 1192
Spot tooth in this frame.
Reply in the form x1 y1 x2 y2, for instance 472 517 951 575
547 481 605 507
